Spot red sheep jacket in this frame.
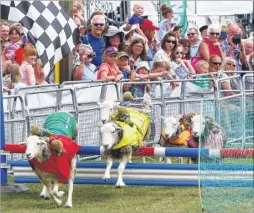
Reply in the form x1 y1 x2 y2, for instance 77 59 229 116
29 135 81 183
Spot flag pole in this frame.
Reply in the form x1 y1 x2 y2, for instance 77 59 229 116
54 62 60 84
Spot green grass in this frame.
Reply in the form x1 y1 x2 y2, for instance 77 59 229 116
1 180 202 212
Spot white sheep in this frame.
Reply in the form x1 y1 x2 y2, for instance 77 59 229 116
160 116 190 164
24 135 79 208
98 93 152 163
191 115 227 149
100 107 151 187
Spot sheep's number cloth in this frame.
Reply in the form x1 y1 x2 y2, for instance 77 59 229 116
43 112 77 139
29 135 80 183
111 108 150 150
161 125 190 147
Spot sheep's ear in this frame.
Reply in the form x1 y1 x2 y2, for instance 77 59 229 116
20 141 27 145
161 116 167 120
177 114 183 121
39 136 49 144
114 102 120 107
115 126 122 131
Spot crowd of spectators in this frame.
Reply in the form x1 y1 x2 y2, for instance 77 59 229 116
1 2 253 96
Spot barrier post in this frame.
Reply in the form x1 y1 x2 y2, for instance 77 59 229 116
0 74 7 185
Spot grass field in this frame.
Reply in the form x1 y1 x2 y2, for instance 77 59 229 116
1 180 202 212
1 157 202 213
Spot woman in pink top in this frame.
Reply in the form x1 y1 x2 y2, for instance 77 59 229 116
199 24 225 61
97 46 123 82
20 46 37 86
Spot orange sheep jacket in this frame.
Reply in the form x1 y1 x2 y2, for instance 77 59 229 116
29 135 81 183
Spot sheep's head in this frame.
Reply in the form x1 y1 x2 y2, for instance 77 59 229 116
191 115 206 138
98 101 120 124
100 121 123 150
24 135 49 161
161 116 181 139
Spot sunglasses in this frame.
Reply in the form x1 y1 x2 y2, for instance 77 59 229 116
175 51 184 55
210 32 220 36
212 62 222 66
93 23 104 27
87 54 94 59
166 40 176 44
187 33 196 36
227 62 236 67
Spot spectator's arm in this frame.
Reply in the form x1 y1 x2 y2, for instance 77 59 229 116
74 64 84 80
221 81 234 96
199 42 210 62
239 42 247 65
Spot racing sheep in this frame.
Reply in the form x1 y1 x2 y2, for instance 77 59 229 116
23 134 80 207
99 94 151 187
190 115 227 149
159 115 192 164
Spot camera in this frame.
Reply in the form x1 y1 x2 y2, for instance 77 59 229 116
232 34 241 44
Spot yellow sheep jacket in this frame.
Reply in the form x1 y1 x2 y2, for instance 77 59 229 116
161 125 190 146
110 108 150 150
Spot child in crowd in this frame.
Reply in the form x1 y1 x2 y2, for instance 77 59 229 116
117 51 131 79
193 60 211 89
72 1 84 26
15 36 34 66
125 61 151 98
20 46 37 86
150 61 179 90
171 45 195 79
4 25 22 62
9 64 26 89
97 46 123 82
128 4 147 41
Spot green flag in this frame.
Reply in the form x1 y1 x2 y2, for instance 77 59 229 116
160 0 188 36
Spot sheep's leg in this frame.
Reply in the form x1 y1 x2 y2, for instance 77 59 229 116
166 157 172 164
64 157 76 208
41 181 62 207
52 182 65 198
40 185 50 199
103 156 113 181
116 157 128 188
64 179 74 208
177 157 184 164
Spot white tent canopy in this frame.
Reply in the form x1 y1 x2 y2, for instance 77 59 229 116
187 1 253 16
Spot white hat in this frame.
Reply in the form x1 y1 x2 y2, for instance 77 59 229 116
119 24 137 35
135 61 150 72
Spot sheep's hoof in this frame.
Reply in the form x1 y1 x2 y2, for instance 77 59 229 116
102 174 110 181
56 191 65 197
116 180 126 188
64 202 72 208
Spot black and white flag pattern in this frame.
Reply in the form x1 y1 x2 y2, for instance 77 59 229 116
1 1 80 76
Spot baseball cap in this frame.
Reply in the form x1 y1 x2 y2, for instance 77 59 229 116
135 61 150 72
141 19 159 31
104 46 118 55
117 51 129 59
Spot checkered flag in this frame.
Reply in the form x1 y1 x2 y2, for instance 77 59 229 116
1 1 80 77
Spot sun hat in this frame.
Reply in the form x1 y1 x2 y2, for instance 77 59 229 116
119 24 137 35
135 61 150 72
104 26 124 39
104 46 118 55
117 51 130 59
